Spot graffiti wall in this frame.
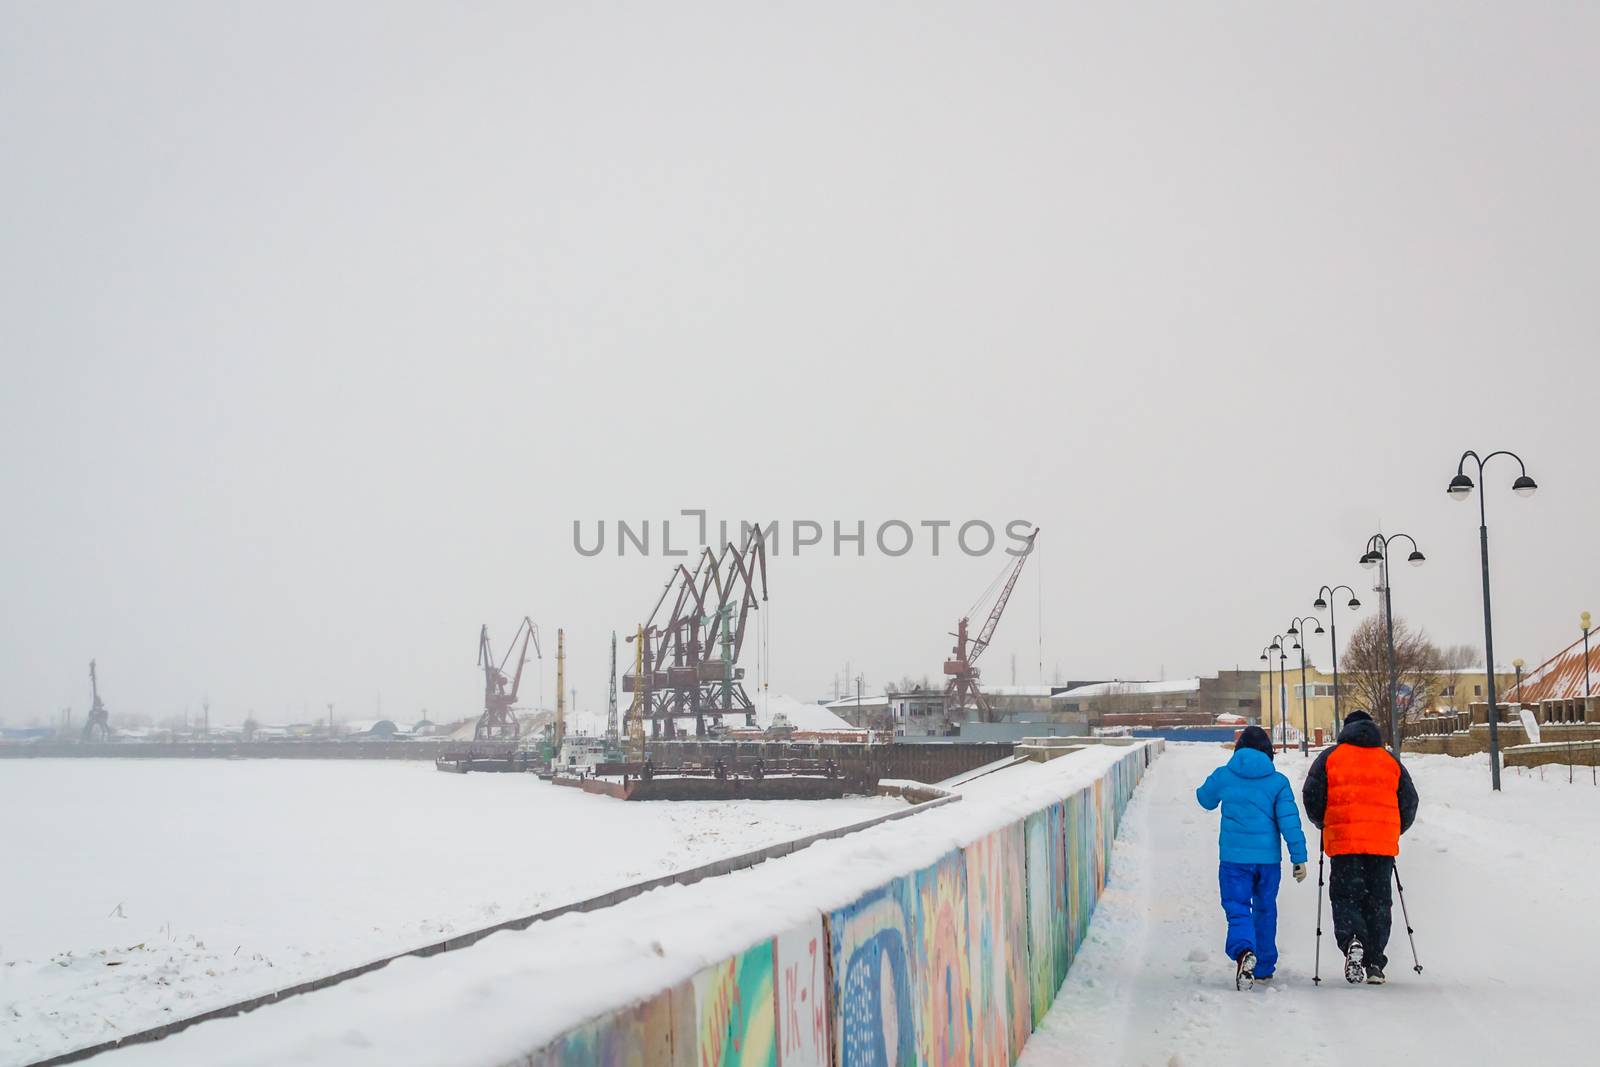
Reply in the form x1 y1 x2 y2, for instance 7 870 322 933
773 922 830 1067
525 742 1161 1067
692 938 777 1067
965 823 1031 1063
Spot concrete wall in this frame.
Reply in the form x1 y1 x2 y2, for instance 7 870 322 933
519 741 1164 1066
1504 740 1600 769
1404 722 1600 757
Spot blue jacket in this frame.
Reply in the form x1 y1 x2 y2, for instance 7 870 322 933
1196 748 1309 865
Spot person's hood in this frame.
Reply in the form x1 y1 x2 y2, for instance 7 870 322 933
1227 746 1277 779
1234 724 1274 760
1337 713 1385 748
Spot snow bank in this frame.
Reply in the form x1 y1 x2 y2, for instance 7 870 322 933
91 742 1163 1066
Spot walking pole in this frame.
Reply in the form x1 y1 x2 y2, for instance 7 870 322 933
1312 834 1326 985
1392 860 1423 974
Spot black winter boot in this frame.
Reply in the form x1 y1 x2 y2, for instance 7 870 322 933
1344 938 1366 984
1236 950 1256 990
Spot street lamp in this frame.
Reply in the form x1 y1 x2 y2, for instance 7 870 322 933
1286 616 1325 756
1268 633 1295 752
1360 533 1425 758
1259 645 1277 740
1447 449 1538 792
1582 612 1593 701
1581 613 1594 787
1311 584 1362 737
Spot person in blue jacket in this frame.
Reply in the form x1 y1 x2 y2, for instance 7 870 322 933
1195 725 1309 986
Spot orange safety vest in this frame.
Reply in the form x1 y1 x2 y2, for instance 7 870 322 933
1322 744 1402 857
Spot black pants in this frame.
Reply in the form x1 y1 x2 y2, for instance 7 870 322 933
1329 854 1394 969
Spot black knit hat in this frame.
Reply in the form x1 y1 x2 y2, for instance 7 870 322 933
1236 725 1274 760
1344 710 1374 726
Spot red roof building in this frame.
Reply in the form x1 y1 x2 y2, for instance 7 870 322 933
1504 631 1599 723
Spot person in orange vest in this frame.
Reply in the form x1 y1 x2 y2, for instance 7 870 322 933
1302 710 1419 985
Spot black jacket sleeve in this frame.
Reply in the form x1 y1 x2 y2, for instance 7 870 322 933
1302 747 1332 829
1397 760 1419 834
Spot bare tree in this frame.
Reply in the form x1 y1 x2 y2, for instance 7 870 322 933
1339 615 1446 739
1438 643 1482 670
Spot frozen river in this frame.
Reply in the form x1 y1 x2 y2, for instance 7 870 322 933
0 758 897 1066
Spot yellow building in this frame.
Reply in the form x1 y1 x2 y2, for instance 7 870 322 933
1258 664 1517 741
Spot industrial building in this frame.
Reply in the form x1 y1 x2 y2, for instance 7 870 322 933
1051 671 1263 729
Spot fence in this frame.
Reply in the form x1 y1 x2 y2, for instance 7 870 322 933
518 740 1162 1066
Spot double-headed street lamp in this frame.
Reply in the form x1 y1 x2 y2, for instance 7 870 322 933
1258 645 1276 740
1360 533 1426 758
1447 449 1538 792
1267 633 1296 751
1285 616 1324 757
1310 584 1362 733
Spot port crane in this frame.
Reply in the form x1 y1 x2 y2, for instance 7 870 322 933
475 617 539 741
943 528 1039 723
82 659 111 742
624 530 768 738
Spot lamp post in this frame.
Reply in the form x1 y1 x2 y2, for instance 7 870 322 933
1447 449 1538 792
1286 616 1324 756
1312 585 1362 736
1268 634 1293 752
1581 613 1594 786
1360 533 1426 758
1259 645 1277 741
1582 612 1592 701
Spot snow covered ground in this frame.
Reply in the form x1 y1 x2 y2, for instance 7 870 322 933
73 743 1145 1067
0 759 896 1066
1019 744 1599 1066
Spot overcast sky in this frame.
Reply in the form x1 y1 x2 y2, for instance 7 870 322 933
3 2 1597 726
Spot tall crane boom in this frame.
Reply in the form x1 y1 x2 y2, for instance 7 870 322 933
970 528 1039 664
943 528 1039 723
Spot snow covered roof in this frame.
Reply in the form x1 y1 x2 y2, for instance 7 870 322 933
1052 678 1201 700
757 695 855 732
824 694 890 709
975 684 1057 698
1506 632 1600 703
340 719 399 735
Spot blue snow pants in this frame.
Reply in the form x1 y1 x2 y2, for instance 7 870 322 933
1219 861 1281 977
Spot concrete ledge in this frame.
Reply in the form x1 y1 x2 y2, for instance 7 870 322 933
1504 739 1600 768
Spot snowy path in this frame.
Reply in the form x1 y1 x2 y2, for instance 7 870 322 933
0 760 895 1066
1019 744 1599 1066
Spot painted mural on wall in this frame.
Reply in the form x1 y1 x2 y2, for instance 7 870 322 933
829 876 919 1067
773 921 830 1067
1023 804 1058 1026
529 980 691 1066
693 938 778 1067
525 744 1159 1067
914 849 973 1067
964 823 1031 1064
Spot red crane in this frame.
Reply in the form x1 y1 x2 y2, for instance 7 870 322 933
943 528 1040 723
475 617 540 741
